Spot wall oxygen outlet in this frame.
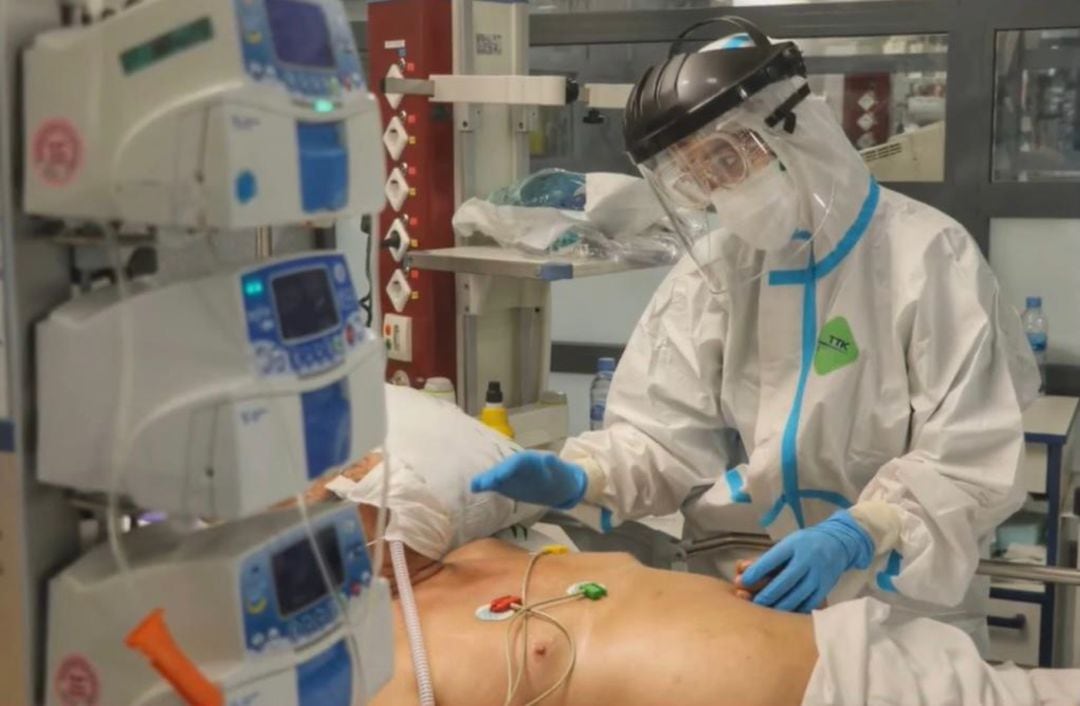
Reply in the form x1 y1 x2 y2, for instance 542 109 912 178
383 314 413 362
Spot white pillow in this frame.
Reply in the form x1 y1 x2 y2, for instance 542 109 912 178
327 384 545 559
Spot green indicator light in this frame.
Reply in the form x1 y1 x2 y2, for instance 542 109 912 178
314 99 334 114
244 280 264 296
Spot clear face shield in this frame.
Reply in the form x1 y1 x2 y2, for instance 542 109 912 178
637 111 807 294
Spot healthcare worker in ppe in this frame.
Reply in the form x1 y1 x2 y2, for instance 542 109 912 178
471 16 1040 645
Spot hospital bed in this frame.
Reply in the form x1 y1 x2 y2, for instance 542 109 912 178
682 532 1080 588
543 514 1080 587
534 511 1080 675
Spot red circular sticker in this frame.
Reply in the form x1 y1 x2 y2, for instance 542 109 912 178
32 118 83 187
54 654 99 706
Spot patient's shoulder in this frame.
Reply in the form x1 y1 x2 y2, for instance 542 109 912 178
562 550 641 572
445 540 641 571
446 537 527 562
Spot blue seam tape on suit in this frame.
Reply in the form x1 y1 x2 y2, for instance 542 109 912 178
725 468 753 503
762 179 881 530
876 549 902 592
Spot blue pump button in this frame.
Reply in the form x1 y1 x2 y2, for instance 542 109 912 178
236 170 258 204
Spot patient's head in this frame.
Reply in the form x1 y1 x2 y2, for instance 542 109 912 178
304 453 384 539
302 452 382 505
294 383 546 582
304 453 442 588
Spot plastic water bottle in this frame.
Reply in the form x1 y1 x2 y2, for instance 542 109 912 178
1022 296 1048 394
590 357 616 431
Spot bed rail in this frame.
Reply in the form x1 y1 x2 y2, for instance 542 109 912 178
681 533 1080 587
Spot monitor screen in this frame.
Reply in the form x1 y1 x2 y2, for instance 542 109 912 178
271 526 345 617
271 267 340 341
265 0 335 69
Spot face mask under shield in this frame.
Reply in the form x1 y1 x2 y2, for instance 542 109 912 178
637 111 807 293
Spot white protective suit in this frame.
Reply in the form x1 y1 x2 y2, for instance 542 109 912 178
562 76 1041 640
806 598 1080 705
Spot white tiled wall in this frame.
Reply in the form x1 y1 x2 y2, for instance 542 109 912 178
990 219 1080 366
550 266 669 344
549 372 594 436
550 266 670 434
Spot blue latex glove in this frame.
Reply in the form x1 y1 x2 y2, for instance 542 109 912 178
470 451 588 510
741 509 875 614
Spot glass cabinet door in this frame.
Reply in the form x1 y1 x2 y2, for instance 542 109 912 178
530 34 947 181
994 29 1080 182
532 0 928 15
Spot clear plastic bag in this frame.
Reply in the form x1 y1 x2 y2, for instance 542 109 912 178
489 169 587 211
452 169 681 266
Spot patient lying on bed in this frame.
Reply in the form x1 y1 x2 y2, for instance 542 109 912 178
321 386 1078 706
309 463 1077 706
362 505 813 705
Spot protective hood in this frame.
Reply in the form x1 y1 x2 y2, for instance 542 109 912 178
624 18 874 291
740 76 875 255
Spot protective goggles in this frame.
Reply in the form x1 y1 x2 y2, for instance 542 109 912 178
653 126 778 209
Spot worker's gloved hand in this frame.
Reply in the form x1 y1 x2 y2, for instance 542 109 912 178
470 451 588 510
740 509 875 614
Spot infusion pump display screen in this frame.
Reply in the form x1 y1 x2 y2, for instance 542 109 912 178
272 526 345 616
271 267 340 341
266 0 335 68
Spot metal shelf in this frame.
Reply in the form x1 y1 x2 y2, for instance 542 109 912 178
406 245 661 281
1018 46 1080 73
991 149 1080 181
804 52 947 76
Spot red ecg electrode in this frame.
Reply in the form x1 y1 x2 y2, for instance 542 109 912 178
489 596 522 614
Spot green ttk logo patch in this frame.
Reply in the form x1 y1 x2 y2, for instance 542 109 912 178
814 317 859 375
